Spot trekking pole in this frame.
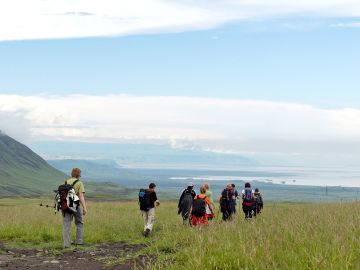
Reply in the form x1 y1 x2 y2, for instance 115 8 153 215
39 203 55 208
39 203 57 213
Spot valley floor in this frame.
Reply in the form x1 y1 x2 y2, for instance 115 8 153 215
0 199 360 269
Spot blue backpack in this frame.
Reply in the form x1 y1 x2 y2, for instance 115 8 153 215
244 188 253 203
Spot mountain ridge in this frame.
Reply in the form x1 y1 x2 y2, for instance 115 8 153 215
0 132 68 197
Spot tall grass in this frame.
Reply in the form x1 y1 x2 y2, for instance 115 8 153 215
1 199 360 269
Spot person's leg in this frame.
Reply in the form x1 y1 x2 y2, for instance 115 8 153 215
228 208 233 220
142 210 148 232
242 205 248 218
248 207 252 218
222 208 229 221
182 208 189 225
62 212 72 248
146 208 156 232
74 207 84 245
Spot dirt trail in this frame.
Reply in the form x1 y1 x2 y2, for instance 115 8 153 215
0 242 152 270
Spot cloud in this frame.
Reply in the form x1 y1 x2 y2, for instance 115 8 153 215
0 110 31 143
1 0 360 41
1 94 360 160
62 12 95 17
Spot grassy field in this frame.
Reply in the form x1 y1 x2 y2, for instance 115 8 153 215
1 198 360 269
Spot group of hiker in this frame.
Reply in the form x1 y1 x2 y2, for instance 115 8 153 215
178 182 264 227
57 168 264 247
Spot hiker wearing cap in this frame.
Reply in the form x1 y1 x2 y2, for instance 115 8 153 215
139 183 160 237
203 183 215 220
253 188 264 217
219 184 235 221
178 183 196 225
191 185 214 226
63 168 87 248
242 182 254 219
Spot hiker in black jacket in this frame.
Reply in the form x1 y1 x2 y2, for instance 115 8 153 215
219 184 235 221
253 188 264 217
178 183 196 225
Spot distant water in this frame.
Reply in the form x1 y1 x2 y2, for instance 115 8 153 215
113 166 360 201
169 166 360 187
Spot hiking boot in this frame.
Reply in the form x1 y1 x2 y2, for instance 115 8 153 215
143 228 151 237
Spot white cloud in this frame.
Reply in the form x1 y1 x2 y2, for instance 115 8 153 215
0 110 31 142
1 0 360 41
1 94 360 157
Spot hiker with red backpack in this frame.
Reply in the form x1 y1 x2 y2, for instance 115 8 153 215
61 168 87 248
241 182 254 219
190 185 214 226
139 183 160 237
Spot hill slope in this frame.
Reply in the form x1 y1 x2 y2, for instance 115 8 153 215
0 132 68 197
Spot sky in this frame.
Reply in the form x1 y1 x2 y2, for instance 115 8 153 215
0 0 360 168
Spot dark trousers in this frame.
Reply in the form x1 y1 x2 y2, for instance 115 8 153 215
253 203 263 217
242 204 252 219
221 202 233 221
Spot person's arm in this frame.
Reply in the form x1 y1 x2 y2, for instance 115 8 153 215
154 192 160 206
207 200 215 215
79 192 87 215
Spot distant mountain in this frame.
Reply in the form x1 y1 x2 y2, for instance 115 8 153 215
48 159 122 181
30 141 258 169
0 132 67 197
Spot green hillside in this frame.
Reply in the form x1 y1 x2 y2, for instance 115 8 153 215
0 132 69 197
0 132 132 198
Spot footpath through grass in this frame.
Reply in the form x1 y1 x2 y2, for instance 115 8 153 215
1 199 360 269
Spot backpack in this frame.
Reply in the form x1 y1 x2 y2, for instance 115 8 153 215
254 194 262 205
191 195 207 217
243 188 253 203
139 189 152 211
54 180 80 215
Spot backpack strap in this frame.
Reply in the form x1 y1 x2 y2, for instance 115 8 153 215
72 179 80 187
65 179 80 187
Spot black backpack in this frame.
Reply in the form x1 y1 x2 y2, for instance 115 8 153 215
191 195 207 217
55 180 79 213
139 189 151 211
254 194 263 204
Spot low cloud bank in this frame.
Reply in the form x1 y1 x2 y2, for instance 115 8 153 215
1 94 360 162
